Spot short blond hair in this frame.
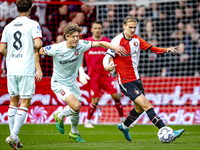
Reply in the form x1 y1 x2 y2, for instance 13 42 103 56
63 23 83 40
123 16 137 25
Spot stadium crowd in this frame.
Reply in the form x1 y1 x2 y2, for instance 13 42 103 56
0 0 199 77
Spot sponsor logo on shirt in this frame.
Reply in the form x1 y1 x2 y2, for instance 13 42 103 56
59 57 79 64
14 23 23 27
83 40 89 44
46 45 51 50
88 51 106 55
110 49 115 53
59 54 64 57
12 54 23 58
37 25 41 31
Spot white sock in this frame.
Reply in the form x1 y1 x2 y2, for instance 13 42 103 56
70 114 79 134
11 107 28 136
85 119 91 124
8 106 18 133
58 105 78 120
122 123 129 129
11 133 18 141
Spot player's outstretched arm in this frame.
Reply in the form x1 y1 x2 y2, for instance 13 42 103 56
92 41 126 56
166 46 177 54
0 43 7 57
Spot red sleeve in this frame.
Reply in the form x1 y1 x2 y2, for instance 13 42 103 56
137 36 167 54
149 47 167 54
137 36 152 50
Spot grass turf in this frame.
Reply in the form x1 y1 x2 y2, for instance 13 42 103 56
0 124 200 150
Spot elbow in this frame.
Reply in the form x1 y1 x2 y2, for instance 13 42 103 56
34 40 43 49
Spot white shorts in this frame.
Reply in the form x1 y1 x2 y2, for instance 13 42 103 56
7 75 35 98
51 80 83 102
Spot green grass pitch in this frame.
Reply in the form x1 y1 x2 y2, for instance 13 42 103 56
0 124 200 150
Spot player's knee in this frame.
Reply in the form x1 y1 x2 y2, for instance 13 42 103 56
111 93 120 101
92 97 100 105
73 103 81 112
135 107 144 114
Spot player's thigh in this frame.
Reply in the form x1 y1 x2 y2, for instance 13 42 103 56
119 81 143 102
7 75 19 97
18 76 35 99
90 75 101 97
101 75 118 95
134 94 152 111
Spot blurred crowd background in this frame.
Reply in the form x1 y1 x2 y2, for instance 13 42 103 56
0 0 199 78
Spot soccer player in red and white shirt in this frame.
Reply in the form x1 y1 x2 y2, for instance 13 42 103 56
103 16 184 142
79 21 125 128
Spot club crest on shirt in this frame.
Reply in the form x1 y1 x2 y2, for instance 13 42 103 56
74 51 79 56
134 41 138 46
60 90 65 96
134 89 139 94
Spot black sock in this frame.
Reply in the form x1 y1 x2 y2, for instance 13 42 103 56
124 108 141 127
146 108 165 129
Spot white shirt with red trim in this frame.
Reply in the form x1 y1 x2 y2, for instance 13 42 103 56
1 16 42 76
107 33 152 84
43 40 92 85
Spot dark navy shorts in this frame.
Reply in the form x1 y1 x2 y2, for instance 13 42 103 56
119 79 145 102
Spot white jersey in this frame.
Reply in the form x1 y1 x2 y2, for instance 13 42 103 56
1 16 42 76
43 40 92 85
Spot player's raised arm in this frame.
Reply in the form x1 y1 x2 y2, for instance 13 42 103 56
92 41 126 56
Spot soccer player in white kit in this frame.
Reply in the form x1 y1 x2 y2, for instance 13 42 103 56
0 0 43 149
38 23 126 142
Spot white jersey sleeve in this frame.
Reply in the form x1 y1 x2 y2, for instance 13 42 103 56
79 40 92 53
43 44 57 56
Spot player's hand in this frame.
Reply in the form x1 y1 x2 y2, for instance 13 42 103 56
79 67 90 85
35 69 43 82
166 46 177 54
113 45 127 56
105 61 116 72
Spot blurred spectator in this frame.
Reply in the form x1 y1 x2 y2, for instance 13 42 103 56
48 2 70 42
155 4 172 47
57 20 67 36
103 9 120 39
56 35 64 43
81 3 96 37
139 36 163 77
128 4 138 18
184 1 196 22
166 43 193 76
0 1 18 28
34 0 50 26
148 3 159 19
137 5 147 36
33 16 52 45
140 20 161 42
69 12 87 39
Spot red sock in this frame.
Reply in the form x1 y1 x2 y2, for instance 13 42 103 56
87 103 97 120
115 101 124 117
